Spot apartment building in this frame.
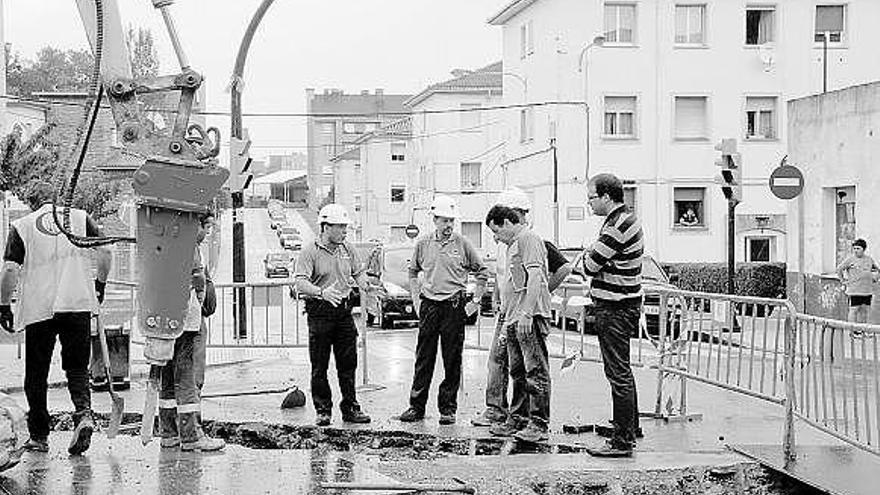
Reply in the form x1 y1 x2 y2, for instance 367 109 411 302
489 0 880 261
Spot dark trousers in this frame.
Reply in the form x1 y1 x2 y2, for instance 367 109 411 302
24 312 92 440
594 300 641 445
159 331 199 407
307 301 359 416
507 316 551 429
409 295 466 414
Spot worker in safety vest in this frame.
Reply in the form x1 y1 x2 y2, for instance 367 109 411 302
295 204 374 426
0 181 111 455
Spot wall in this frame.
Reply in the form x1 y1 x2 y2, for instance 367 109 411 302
787 82 880 320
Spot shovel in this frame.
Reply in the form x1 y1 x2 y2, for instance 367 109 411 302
95 314 124 438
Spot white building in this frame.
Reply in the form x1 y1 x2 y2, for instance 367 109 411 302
405 62 505 251
331 118 413 244
488 0 880 262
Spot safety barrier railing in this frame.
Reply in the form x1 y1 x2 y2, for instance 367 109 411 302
788 314 880 456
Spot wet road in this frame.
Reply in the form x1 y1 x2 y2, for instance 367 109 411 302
0 433 401 495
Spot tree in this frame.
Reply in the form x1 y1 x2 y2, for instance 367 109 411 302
126 27 159 80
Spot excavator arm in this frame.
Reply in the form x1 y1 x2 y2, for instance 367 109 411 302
74 0 228 365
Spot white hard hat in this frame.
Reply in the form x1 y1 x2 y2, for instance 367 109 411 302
318 203 351 225
430 195 459 219
496 188 531 211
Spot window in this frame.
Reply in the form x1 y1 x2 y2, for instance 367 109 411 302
461 103 482 128
673 187 705 227
675 4 706 45
747 237 771 262
745 6 775 45
604 3 636 44
390 143 406 162
603 96 636 138
353 195 361 213
745 96 777 140
461 222 482 249
460 162 482 190
674 96 708 140
520 107 535 142
567 207 585 221
623 186 637 213
520 20 534 58
815 5 845 43
390 185 405 203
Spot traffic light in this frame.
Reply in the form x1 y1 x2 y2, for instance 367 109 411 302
715 138 742 204
229 131 253 192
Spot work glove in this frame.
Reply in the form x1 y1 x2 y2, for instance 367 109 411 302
0 305 13 333
95 279 106 305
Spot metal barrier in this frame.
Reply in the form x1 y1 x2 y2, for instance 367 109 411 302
788 313 880 456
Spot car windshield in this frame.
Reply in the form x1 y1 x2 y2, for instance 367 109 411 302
382 246 414 288
641 256 668 282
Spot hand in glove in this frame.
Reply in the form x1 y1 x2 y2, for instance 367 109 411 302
95 279 107 305
0 305 13 333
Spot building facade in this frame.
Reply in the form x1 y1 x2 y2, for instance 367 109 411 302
787 81 880 321
489 0 880 261
305 88 411 211
405 62 505 251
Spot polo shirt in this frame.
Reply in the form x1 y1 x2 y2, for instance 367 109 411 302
409 231 489 301
501 227 551 321
294 240 363 298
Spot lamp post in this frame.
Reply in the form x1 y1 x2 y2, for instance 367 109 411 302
578 35 605 183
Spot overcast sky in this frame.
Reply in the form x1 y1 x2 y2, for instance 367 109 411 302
4 0 502 160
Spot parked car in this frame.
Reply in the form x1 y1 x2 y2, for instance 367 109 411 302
550 249 679 337
280 233 303 250
263 251 292 278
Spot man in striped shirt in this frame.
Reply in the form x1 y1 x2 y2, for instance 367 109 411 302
580 173 644 457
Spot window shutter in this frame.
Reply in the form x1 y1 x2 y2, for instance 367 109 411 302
675 97 707 138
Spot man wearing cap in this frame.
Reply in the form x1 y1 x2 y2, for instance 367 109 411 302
398 195 489 425
295 203 373 426
473 188 572 428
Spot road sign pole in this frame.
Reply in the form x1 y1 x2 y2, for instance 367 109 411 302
728 201 736 295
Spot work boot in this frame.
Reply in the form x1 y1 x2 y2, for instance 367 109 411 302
342 408 371 424
68 413 94 455
24 437 49 453
159 408 180 448
490 416 527 437
586 439 634 458
315 413 331 427
397 407 425 423
179 412 225 452
514 422 549 443
471 408 506 427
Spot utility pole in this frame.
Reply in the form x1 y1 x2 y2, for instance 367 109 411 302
230 0 276 339
551 138 559 245
716 138 742 295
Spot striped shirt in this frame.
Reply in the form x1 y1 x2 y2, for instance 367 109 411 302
581 204 644 302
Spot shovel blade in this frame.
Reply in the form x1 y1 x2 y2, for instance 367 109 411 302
107 394 124 439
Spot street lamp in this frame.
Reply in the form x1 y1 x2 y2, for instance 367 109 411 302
578 34 605 183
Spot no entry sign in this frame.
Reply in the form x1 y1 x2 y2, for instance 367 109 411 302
405 224 420 239
769 165 804 200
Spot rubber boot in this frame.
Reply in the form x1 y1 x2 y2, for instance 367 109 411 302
179 412 225 452
159 408 180 448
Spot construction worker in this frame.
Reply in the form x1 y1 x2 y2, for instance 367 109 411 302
398 195 488 425
579 173 644 458
295 204 373 426
485 203 553 442
157 213 225 452
0 181 111 455
193 210 216 393
472 188 572 428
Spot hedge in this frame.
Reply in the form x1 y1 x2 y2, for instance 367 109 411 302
659 262 786 299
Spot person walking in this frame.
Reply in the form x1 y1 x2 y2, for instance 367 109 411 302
484 204 552 442
295 204 373 426
0 181 111 455
836 238 879 325
472 189 571 428
578 173 644 457
398 195 488 425
156 212 226 452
